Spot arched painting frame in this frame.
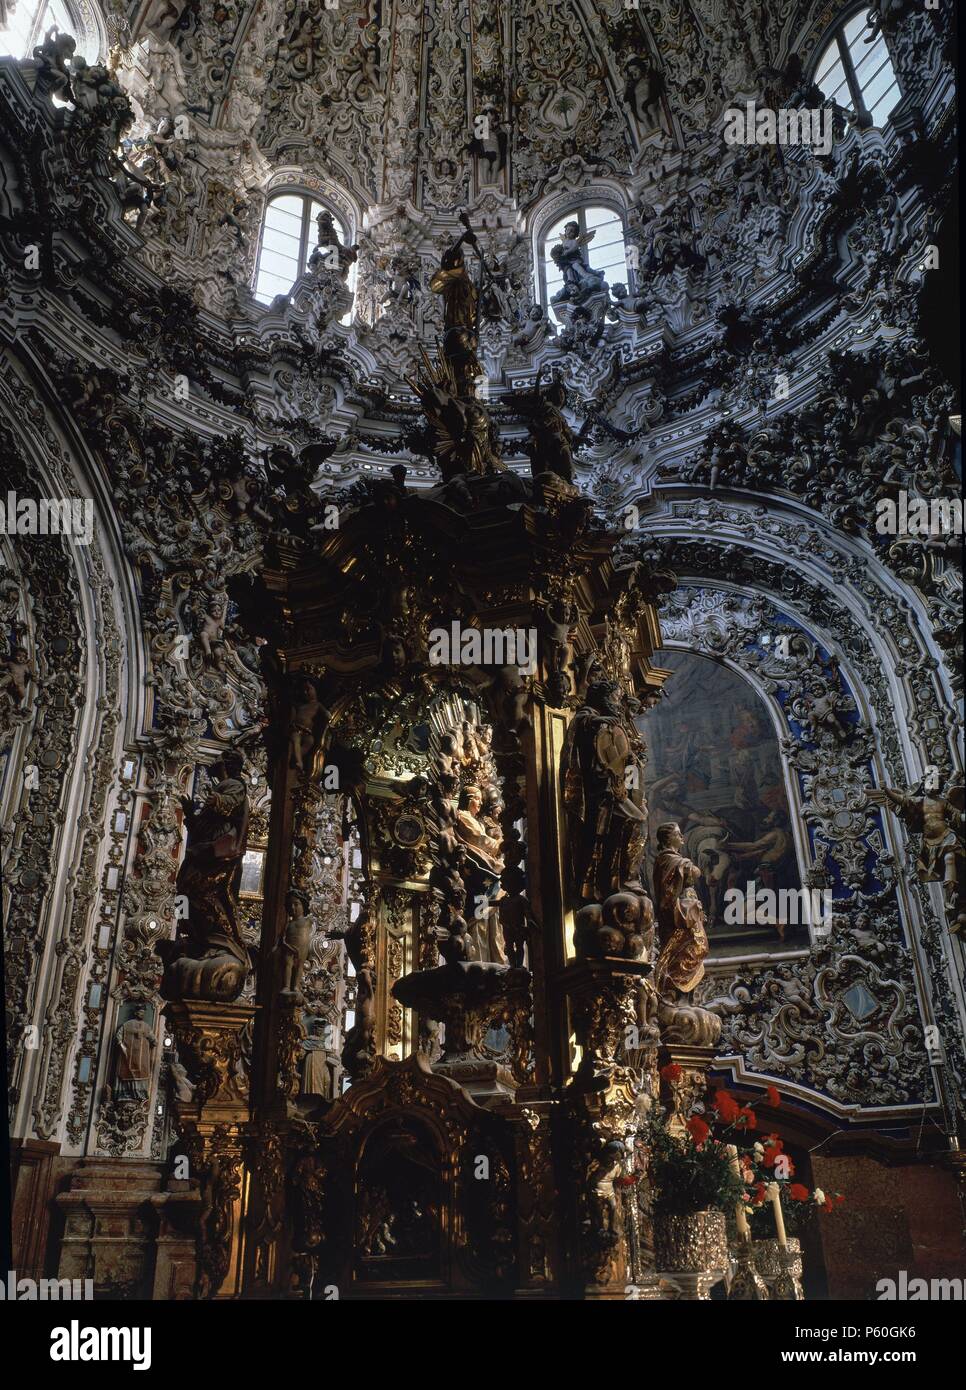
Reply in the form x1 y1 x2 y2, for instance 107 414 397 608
640 647 807 957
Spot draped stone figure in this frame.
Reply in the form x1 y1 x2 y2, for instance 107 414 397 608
113 1005 156 1101
161 750 251 1002
652 821 709 997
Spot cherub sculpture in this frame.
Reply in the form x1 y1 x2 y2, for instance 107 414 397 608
0 644 34 709
869 776 965 934
574 885 655 962
289 674 322 774
32 28 76 103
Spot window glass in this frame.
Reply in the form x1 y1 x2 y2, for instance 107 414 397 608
0 0 99 61
812 8 900 127
254 193 356 317
543 207 628 321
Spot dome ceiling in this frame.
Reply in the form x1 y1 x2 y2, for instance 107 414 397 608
128 0 820 216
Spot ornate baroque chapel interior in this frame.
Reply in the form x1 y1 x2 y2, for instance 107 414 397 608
0 0 963 1306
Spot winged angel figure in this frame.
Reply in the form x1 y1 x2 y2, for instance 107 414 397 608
408 345 504 483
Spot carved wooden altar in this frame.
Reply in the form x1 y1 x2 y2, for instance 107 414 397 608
172 447 731 1301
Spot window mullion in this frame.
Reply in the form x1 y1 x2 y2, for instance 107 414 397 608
837 27 871 126
301 198 310 274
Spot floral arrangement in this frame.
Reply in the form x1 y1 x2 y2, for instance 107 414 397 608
648 1068 846 1233
642 1066 747 1217
707 1085 845 1237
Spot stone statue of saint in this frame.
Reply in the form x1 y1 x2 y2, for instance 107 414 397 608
161 750 251 1002
301 1018 334 1099
289 675 321 774
113 1004 156 1101
652 821 709 998
513 372 576 484
308 209 358 281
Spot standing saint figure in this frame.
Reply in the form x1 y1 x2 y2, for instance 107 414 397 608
276 890 315 996
162 750 251 1001
652 821 709 998
563 678 648 903
454 784 507 964
113 1004 156 1101
429 237 477 335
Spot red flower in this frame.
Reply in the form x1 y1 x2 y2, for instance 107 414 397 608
713 1089 741 1123
615 1174 638 1188
735 1105 757 1130
752 1181 767 1205
660 1063 682 1082
766 1085 781 1108
788 1183 810 1202
834 1193 846 1206
686 1115 710 1147
822 1197 833 1213
761 1137 784 1166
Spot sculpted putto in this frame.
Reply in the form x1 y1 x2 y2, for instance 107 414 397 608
869 777 965 934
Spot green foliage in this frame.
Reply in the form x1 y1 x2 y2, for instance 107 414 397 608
645 1114 747 1217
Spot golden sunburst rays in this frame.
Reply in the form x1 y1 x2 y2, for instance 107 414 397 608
406 340 457 400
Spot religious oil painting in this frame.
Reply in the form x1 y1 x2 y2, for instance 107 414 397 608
641 650 806 955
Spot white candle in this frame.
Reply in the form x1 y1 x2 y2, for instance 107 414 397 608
727 1145 750 1240
768 1181 787 1247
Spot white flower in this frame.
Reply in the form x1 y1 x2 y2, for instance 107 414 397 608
813 1187 826 1204
753 1142 764 1156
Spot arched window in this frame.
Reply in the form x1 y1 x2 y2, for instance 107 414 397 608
253 191 356 310
0 0 102 61
541 205 628 322
812 7 901 128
